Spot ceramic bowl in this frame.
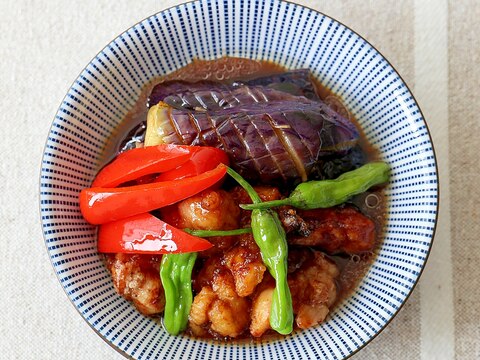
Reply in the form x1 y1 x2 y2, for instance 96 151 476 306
40 0 438 358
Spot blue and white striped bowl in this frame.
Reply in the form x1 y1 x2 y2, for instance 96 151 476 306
40 0 438 359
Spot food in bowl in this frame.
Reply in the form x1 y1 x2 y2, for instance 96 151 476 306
42 1 438 357
79 57 390 340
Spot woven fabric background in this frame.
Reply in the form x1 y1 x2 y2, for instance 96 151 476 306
0 0 477 359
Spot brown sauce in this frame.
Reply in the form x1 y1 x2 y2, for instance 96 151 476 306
106 57 387 340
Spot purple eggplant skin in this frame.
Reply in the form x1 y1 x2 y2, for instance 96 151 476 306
242 69 319 100
147 69 318 109
119 122 146 152
131 71 360 184
148 81 310 112
163 99 359 184
148 81 224 108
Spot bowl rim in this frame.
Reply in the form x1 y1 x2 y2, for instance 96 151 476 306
40 0 439 358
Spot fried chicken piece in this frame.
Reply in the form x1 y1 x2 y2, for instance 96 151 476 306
190 237 260 338
249 249 339 336
105 254 165 315
278 206 310 234
288 249 339 329
250 286 274 337
189 270 250 338
287 206 376 254
160 189 241 257
194 234 266 298
224 234 266 297
193 253 224 292
231 185 282 204
176 189 240 230
188 286 217 337
230 186 282 226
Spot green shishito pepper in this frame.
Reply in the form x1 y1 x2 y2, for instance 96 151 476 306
160 252 197 335
226 167 293 335
241 162 390 211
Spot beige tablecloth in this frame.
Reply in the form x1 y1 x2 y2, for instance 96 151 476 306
1 0 477 359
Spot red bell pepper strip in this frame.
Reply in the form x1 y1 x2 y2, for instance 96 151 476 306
155 146 229 182
98 213 213 254
80 164 227 225
92 144 192 188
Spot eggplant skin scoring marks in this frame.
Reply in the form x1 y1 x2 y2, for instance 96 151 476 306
137 70 361 185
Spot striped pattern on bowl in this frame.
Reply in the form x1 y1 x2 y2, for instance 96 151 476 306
40 0 438 359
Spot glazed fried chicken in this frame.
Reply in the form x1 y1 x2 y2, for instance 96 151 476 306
104 186 373 338
190 265 250 338
176 189 241 230
288 249 339 329
249 249 340 336
169 189 261 337
224 234 266 297
284 206 376 254
160 189 242 256
230 185 282 226
250 285 275 337
233 186 376 255
105 253 165 315
191 236 266 337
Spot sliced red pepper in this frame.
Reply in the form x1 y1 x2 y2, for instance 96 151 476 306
98 213 212 254
80 164 227 225
155 146 229 182
92 144 192 188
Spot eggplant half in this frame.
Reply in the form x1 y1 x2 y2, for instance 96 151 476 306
145 99 359 184
124 70 360 184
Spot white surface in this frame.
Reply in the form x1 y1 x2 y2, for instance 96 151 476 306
1 2 163 359
415 1 455 359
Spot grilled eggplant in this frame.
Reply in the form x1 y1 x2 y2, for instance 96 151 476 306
123 70 360 184
149 82 307 112
145 98 359 184
148 69 319 109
